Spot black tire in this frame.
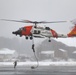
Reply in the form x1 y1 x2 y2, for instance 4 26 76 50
30 36 33 40
48 40 51 42
26 36 28 40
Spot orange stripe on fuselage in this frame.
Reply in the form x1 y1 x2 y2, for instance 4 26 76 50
50 29 58 38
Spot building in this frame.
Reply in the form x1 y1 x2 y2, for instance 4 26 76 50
71 51 76 60
17 54 32 62
39 50 54 60
54 49 68 61
0 48 18 61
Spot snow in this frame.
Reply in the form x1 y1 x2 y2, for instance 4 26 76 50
73 51 76 53
0 48 15 54
41 51 54 54
59 49 66 52
54 38 76 47
0 62 76 66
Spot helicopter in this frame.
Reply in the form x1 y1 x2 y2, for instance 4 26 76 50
1 19 67 41
1 19 76 50
1 19 76 69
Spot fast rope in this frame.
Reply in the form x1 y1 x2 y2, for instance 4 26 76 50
31 38 39 69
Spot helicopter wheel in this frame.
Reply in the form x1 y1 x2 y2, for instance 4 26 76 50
30 36 33 40
48 40 51 42
26 36 28 40
48 37 51 42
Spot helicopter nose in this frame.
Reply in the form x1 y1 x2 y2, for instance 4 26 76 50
12 32 15 34
12 30 22 36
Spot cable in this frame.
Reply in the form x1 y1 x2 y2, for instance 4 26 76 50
31 52 39 69
31 37 39 69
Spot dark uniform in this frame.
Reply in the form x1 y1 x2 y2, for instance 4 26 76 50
14 61 17 68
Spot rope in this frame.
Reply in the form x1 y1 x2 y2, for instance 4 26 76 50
31 37 39 69
33 51 39 68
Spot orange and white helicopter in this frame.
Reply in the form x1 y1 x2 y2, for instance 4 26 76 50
1 19 76 69
1 19 76 50
1 19 76 41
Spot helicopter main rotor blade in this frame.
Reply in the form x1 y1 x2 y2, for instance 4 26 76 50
0 19 33 23
39 21 67 23
0 19 67 24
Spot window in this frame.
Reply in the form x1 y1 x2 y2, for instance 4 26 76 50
23 28 26 31
45 27 50 30
34 30 40 34
19 27 26 31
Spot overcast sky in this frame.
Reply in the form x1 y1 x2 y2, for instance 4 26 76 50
0 0 76 38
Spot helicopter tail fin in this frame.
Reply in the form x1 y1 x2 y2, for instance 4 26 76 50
67 25 76 37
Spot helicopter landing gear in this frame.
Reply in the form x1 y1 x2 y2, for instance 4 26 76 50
48 39 51 42
48 37 51 42
25 36 33 40
30 36 33 40
26 36 28 40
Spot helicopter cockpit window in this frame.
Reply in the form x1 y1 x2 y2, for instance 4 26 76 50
19 28 23 31
45 27 50 30
23 28 26 31
19 27 26 31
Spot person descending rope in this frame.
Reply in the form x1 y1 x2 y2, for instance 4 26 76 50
31 38 39 69
14 60 17 69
